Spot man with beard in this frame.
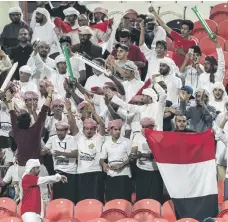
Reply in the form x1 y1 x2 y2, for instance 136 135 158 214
21 159 67 222
62 7 80 45
198 36 225 94
180 46 204 93
158 58 182 104
27 42 56 77
10 28 33 80
0 7 32 54
180 88 216 132
71 26 102 85
100 119 132 201
32 8 61 59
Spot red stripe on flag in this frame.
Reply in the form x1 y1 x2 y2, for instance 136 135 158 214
144 128 215 164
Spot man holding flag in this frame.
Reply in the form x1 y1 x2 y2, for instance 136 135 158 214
144 127 218 220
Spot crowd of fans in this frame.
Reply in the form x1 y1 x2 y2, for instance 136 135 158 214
0 1 227 221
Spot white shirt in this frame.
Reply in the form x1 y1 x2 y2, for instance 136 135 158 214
63 23 80 45
32 22 60 55
70 54 86 79
140 43 178 80
209 100 226 113
76 133 104 174
84 74 111 92
122 79 144 102
0 106 11 137
163 73 182 104
181 64 204 94
27 56 55 76
92 27 112 44
101 136 132 177
111 83 167 131
198 48 225 94
3 164 19 183
29 53 56 87
132 133 158 171
45 135 77 174
17 81 38 97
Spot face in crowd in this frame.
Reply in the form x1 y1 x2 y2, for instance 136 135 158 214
175 115 187 131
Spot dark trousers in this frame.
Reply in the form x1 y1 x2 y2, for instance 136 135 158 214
53 171 77 204
136 167 163 203
77 171 104 203
105 175 132 202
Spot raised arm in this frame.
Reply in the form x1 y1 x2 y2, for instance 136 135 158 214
149 6 172 35
65 99 79 136
86 96 105 136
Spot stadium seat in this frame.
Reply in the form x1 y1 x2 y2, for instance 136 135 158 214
116 219 138 222
217 208 228 220
162 200 176 222
176 219 198 222
87 219 111 222
17 200 45 218
104 199 132 217
130 209 156 222
45 199 74 221
101 199 132 221
0 198 17 219
166 19 183 35
145 219 168 222
43 219 51 222
0 217 21 222
210 3 228 24
213 218 227 222
165 51 173 59
190 36 199 45
199 36 226 55
218 180 225 205
57 218 80 222
192 20 218 41
166 37 173 51
218 20 228 40
133 199 161 217
74 199 103 222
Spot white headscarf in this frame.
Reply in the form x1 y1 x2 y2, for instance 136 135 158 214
19 65 33 76
210 82 228 102
63 7 80 17
159 57 174 75
142 88 158 102
35 7 51 22
55 55 66 65
8 7 22 14
25 159 40 174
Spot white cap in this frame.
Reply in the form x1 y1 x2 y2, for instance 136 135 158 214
63 7 80 17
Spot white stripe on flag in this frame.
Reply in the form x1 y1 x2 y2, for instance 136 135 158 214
157 159 217 198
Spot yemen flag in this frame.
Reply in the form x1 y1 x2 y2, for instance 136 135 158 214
144 129 218 221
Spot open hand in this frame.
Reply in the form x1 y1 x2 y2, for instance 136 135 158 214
61 175 68 183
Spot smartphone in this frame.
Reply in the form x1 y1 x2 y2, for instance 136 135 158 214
188 48 194 54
